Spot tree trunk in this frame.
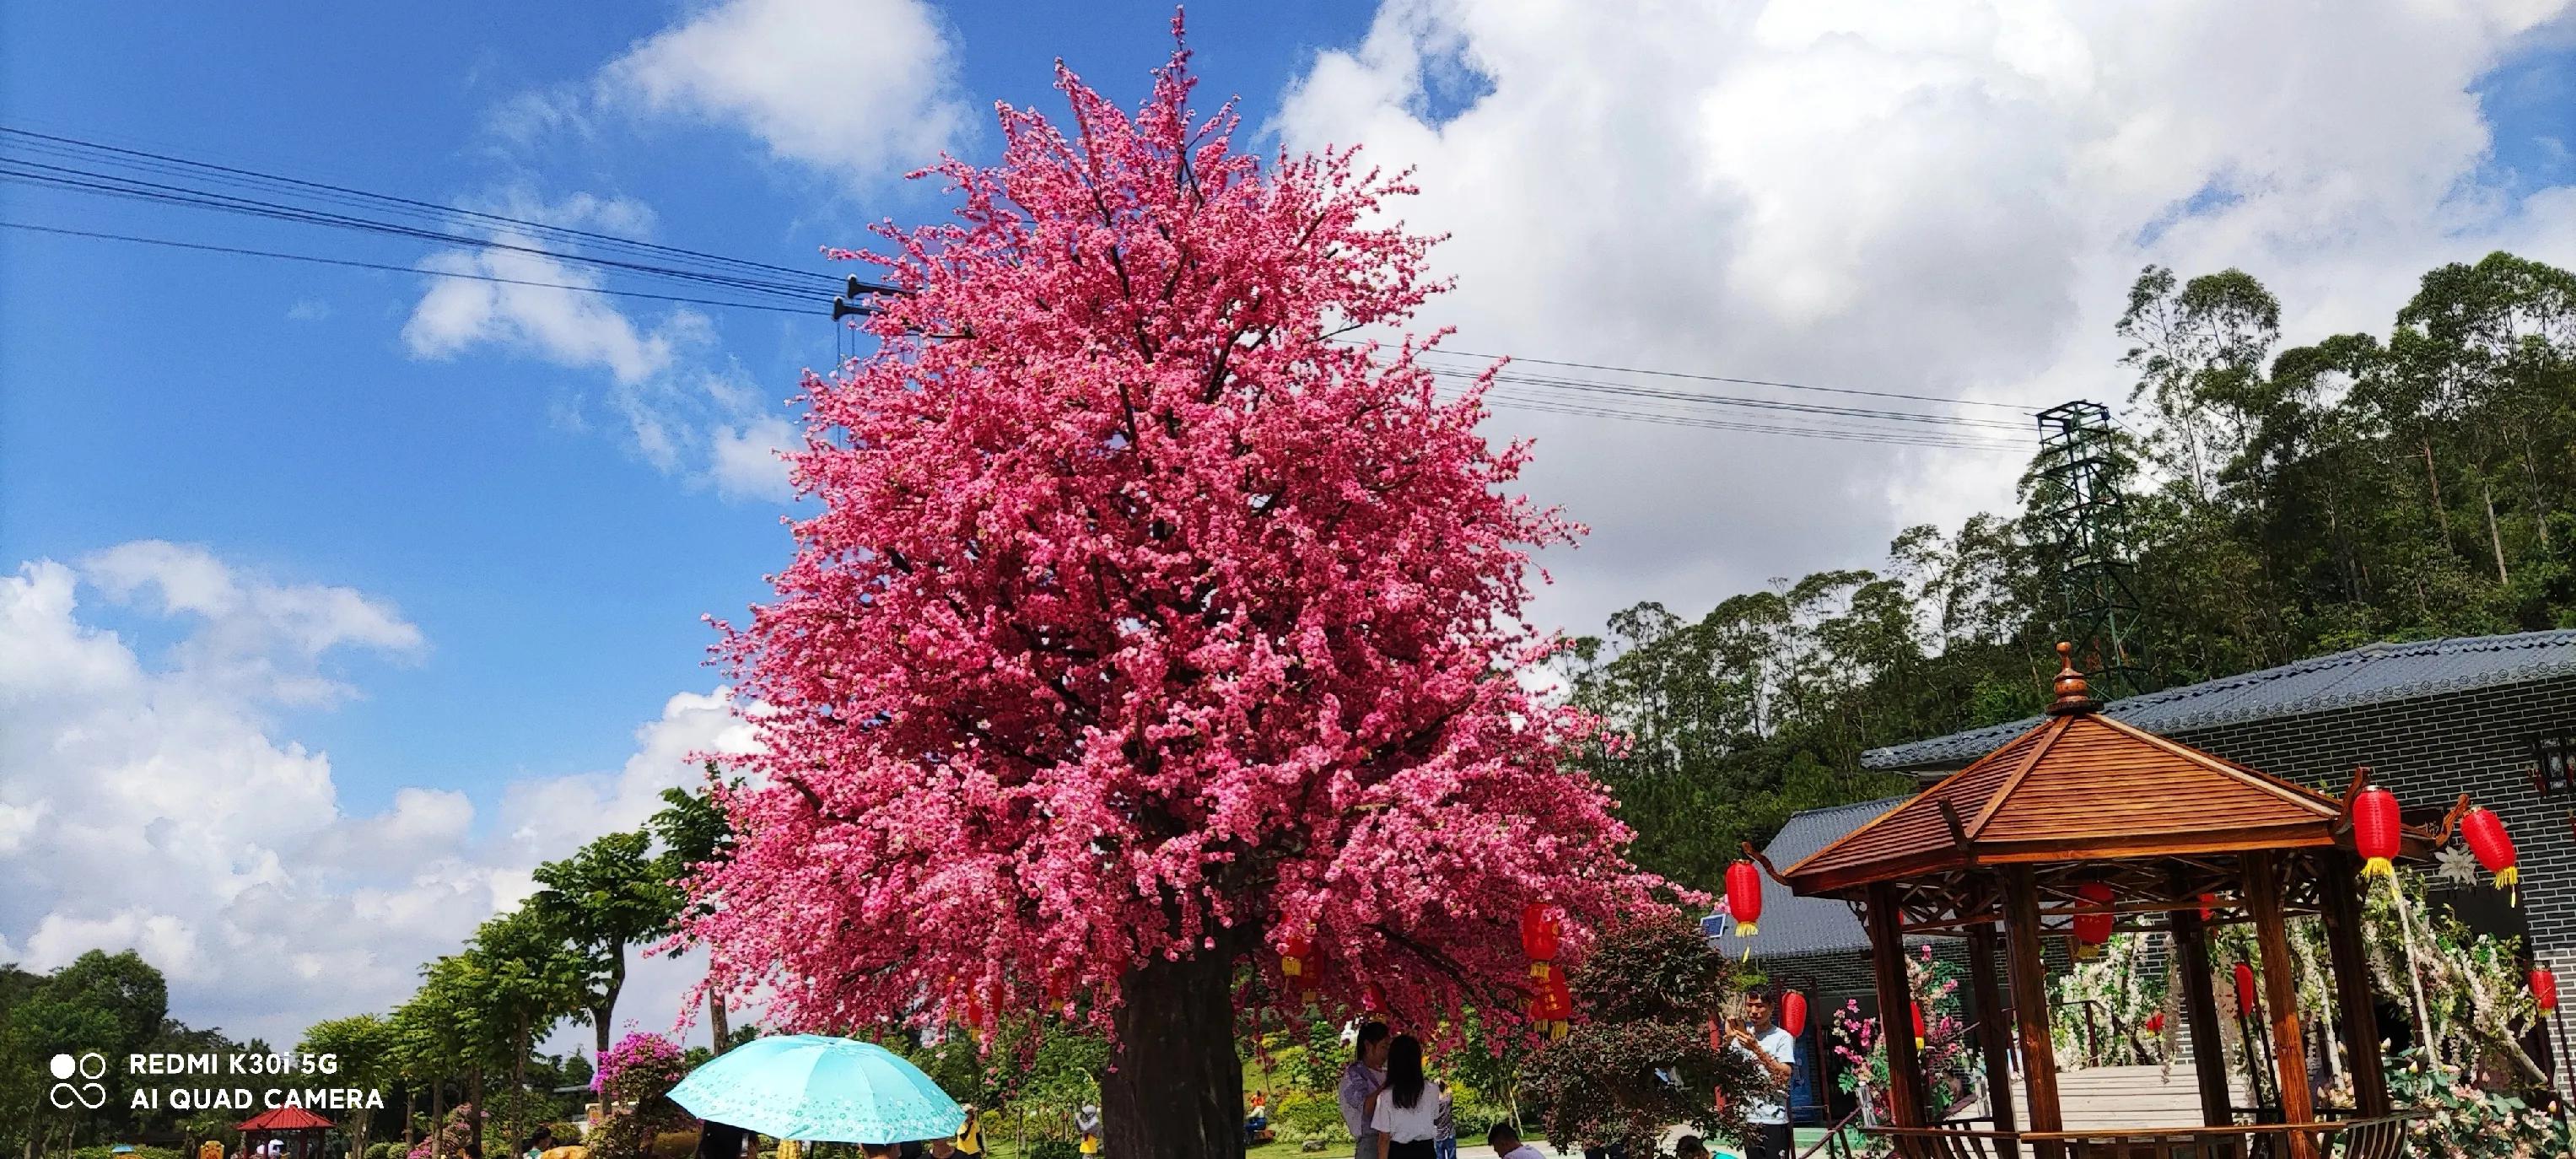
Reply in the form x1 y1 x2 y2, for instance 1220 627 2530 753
515 1015 530 1149
430 1079 445 1159
2484 484 2509 584
595 941 628 1058
470 1067 485 1156
1098 944 1248 1159
405 1085 418 1153
2417 437 2450 540
708 972 730 1054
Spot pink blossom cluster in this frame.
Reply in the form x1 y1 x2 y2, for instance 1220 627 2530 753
594 1031 685 1100
679 35 1668 1045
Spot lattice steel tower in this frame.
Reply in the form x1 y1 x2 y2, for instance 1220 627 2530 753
2033 401 2144 699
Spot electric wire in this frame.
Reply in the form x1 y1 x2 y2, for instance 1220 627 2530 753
0 124 2039 451
0 221 822 315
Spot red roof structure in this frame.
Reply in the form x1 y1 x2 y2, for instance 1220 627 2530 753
236 1107 333 1131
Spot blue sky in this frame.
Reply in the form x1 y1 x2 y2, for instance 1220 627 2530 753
1 2 1379 815
3 1 2572 1043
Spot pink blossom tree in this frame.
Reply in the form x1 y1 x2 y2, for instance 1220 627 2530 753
689 29 1668 1156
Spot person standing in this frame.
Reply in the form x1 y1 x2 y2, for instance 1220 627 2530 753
1731 988 1798 1159
1430 1078 1456 1159
955 1103 983 1155
1366 1035 1441 1158
1339 1022 1392 1159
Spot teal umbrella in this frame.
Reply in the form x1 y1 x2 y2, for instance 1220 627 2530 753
669 1034 964 1143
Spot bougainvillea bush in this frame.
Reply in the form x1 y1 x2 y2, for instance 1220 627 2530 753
585 1032 692 1159
594 1030 687 1102
406 1103 477 1159
681 22 1668 1158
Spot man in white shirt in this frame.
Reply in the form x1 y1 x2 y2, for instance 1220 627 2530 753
1338 1022 1392 1159
1731 988 1797 1159
1482 1124 1545 1159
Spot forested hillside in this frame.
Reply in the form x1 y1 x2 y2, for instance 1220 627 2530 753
1566 251 2576 893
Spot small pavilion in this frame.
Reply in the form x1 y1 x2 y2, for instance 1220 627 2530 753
236 1106 333 1159
1778 645 2424 1159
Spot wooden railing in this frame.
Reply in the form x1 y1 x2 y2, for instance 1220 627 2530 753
1859 1115 2410 1159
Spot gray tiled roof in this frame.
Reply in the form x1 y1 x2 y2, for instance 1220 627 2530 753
1704 795 1912 958
1863 629 2576 771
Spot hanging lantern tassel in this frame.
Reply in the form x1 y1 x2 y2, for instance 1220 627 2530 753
2352 785 2403 878
2462 806 2521 904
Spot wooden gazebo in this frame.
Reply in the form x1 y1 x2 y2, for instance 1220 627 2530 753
237 1106 333 1159
1777 646 2421 1159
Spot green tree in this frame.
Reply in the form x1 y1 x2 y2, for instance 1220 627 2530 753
466 906 586 1143
647 772 737 1051
531 830 682 1057
299 1015 397 1158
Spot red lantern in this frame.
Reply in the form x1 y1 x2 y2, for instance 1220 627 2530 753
1707 1017 1725 1051
1726 860 1765 938
1280 929 1312 980
2234 962 2258 1019
2144 1011 2165 1035
2461 807 2520 898
1780 990 1808 1039
2072 881 2115 957
1910 1001 1926 1050
2352 785 2402 877
1520 903 1561 962
2198 892 2218 921
2532 967 2559 1014
1529 973 1573 1040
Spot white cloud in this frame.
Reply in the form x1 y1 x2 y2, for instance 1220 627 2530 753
1277 0 2576 638
0 545 754 1048
398 218 800 501
597 0 967 183
285 299 331 323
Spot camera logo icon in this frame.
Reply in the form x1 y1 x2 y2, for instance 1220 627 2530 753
49 1052 107 1109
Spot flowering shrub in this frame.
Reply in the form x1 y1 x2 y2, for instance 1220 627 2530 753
406 1103 477 1159
2050 932 2170 1069
2385 1050 2572 1157
1826 945 1979 1124
595 1031 687 1103
589 1032 693 1159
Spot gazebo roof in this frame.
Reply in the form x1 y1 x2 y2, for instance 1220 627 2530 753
237 1106 333 1131
1784 645 2357 896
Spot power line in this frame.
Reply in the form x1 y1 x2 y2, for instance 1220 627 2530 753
0 124 2034 452
0 221 821 315
0 126 893 295
1401 342 2040 414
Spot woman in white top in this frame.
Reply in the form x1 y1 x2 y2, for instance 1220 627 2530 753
1368 1035 1442 1158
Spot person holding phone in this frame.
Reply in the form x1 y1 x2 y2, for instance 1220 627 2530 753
1731 988 1797 1159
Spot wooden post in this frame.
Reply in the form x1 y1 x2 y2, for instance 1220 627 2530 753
2244 851 2318 1159
2170 904 2235 1126
2002 865 2063 1159
2316 849 2390 1117
1865 881 1929 1135
1967 923 2018 1133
